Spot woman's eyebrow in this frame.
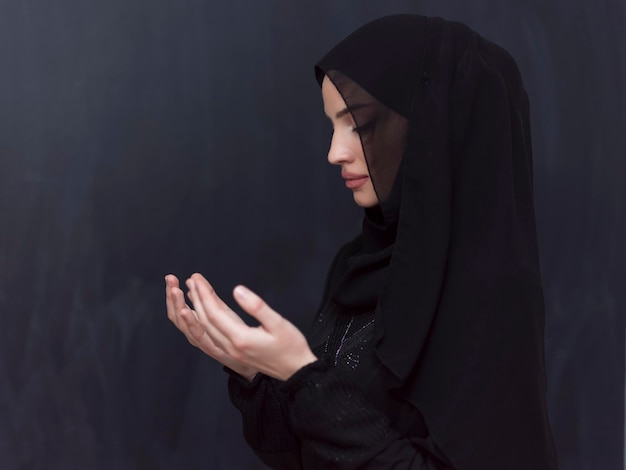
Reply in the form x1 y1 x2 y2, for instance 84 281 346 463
335 103 371 119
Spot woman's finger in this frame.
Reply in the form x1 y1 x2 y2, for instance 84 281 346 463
180 308 258 380
180 307 208 343
165 274 179 289
169 287 191 331
172 287 191 315
188 276 248 326
165 274 180 322
233 285 283 332
188 279 261 359
166 274 238 354
172 284 190 312
187 280 234 351
165 276 195 334
180 308 228 356
165 278 200 347
173 308 199 347
188 273 233 313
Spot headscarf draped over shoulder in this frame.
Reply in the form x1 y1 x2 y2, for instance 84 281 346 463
316 15 558 470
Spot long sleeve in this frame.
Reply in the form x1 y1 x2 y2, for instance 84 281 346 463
223 243 360 469
228 362 452 470
227 240 453 469
227 369 302 469
280 360 453 470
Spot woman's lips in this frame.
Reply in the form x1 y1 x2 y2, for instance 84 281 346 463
342 173 369 189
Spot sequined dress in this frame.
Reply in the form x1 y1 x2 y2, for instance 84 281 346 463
227 252 451 469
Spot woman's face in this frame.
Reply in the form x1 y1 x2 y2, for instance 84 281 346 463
322 76 378 208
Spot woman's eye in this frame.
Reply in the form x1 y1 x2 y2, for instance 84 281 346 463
352 121 375 135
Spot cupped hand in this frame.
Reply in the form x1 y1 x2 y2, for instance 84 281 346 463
165 274 258 381
166 273 317 381
183 273 317 381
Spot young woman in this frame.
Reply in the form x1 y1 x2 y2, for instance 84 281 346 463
165 14 558 469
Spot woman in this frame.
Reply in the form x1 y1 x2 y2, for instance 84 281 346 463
165 14 558 469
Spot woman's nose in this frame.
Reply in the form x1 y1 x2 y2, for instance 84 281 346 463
327 133 352 166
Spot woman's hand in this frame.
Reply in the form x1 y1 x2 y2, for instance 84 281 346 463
165 274 258 381
166 273 317 382
186 273 317 381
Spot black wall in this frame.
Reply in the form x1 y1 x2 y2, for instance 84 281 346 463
0 1 623 469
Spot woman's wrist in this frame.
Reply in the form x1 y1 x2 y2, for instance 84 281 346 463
280 351 318 381
242 369 258 383
228 364 259 383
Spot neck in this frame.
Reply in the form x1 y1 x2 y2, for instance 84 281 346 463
362 206 397 253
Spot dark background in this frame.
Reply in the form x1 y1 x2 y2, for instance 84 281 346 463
0 1 623 469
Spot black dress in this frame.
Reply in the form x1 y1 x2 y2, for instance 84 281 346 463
227 239 452 469
230 14 559 470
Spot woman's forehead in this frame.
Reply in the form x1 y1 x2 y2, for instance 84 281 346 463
321 76 348 117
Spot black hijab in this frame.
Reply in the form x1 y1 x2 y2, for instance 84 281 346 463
316 15 558 470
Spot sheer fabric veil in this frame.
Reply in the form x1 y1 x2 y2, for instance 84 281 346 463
315 15 558 470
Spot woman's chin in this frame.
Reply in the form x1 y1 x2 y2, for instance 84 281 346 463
353 192 379 208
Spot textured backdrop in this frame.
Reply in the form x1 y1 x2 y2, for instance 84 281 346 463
0 1 623 469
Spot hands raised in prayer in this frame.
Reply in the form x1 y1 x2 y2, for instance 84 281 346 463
165 273 317 382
